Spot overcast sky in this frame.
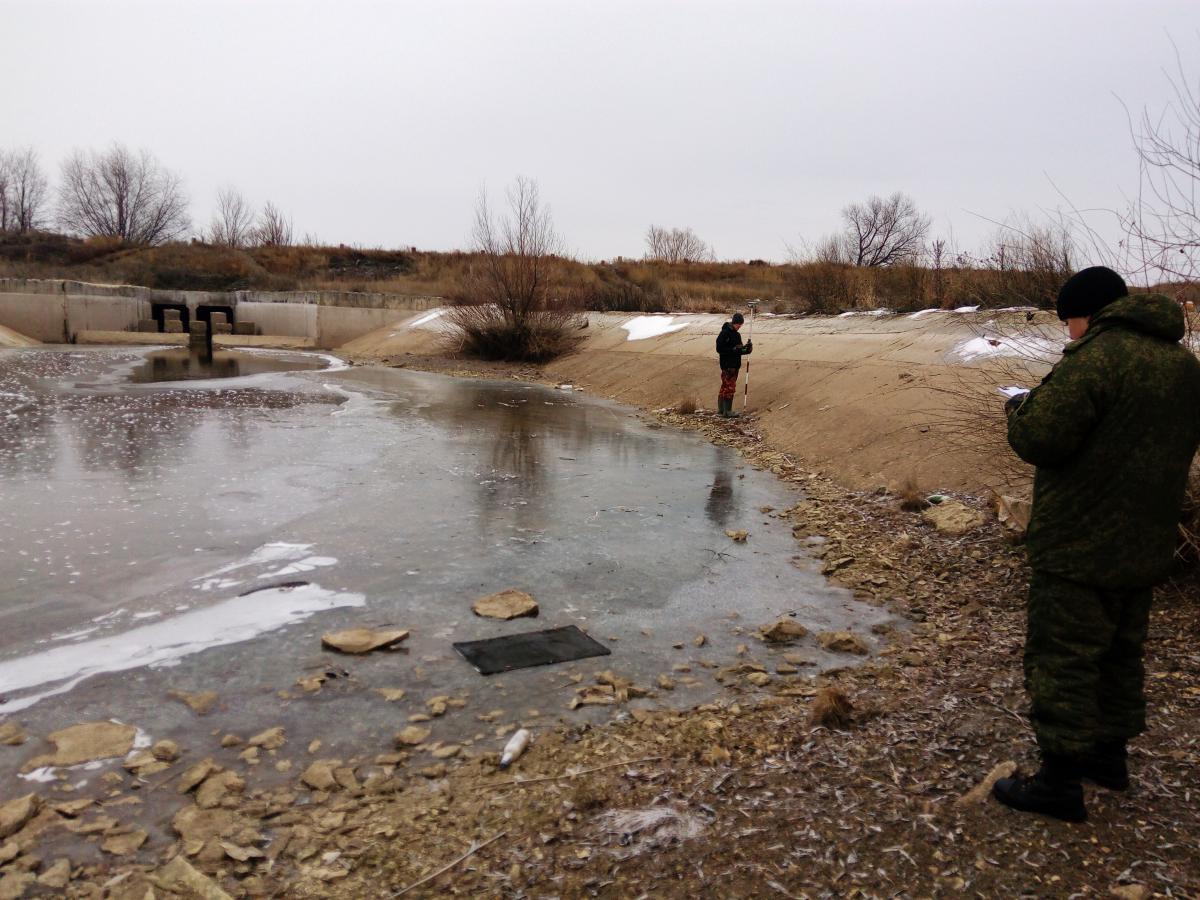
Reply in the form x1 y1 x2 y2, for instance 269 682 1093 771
4 1 1198 262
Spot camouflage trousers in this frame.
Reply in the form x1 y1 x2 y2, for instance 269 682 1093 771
718 369 739 400
1024 570 1153 756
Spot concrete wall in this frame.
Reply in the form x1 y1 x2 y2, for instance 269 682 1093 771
0 291 68 342
238 301 317 338
0 279 438 347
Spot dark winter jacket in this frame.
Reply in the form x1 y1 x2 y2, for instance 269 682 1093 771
716 322 751 370
1007 294 1200 588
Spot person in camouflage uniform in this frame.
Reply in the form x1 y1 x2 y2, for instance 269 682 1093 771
992 266 1200 822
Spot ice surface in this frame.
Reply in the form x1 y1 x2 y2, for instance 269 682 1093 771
621 316 689 341
0 584 365 713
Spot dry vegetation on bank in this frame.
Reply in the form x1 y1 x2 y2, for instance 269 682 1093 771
8 230 1195 314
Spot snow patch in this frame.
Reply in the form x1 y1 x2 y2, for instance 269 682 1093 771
621 316 689 341
997 386 1031 399
0 584 365 713
950 335 1064 363
408 309 444 328
837 309 890 318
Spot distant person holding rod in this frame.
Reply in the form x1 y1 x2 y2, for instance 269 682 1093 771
715 312 752 418
992 266 1200 822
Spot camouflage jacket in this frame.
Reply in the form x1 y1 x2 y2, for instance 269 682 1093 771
1007 294 1200 588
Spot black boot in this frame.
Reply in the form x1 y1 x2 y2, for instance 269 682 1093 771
1080 740 1129 791
993 754 1087 822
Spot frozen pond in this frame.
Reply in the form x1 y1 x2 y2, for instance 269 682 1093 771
0 345 893 773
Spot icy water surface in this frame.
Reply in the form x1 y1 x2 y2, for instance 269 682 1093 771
0 346 893 771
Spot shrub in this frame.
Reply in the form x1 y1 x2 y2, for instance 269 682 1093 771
446 304 585 364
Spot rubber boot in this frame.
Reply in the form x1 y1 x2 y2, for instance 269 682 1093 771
716 397 727 417
1080 740 1129 791
723 398 739 419
992 753 1087 823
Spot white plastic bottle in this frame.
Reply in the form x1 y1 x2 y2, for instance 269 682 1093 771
499 728 531 769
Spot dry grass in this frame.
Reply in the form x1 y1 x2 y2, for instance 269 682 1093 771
445 304 586 364
896 477 928 511
675 398 697 415
809 686 854 728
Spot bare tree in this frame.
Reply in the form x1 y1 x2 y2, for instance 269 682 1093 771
253 201 294 247
1121 40 1200 285
56 144 190 245
207 187 255 248
466 176 563 320
0 153 11 232
842 192 931 266
644 225 715 263
450 177 582 362
0 148 49 233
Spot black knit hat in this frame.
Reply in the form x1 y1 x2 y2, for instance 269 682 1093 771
1056 266 1128 321
731 312 744 324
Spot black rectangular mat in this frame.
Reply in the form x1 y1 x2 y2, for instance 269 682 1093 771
453 625 612 675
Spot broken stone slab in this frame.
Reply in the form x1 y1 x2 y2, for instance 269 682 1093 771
196 772 245 810
921 499 987 536
321 628 410 654
21 721 137 772
300 759 341 792
123 750 170 777
178 758 220 794
471 589 539 620
248 727 286 751
760 618 809 643
817 631 870 655
724 529 748 542
395 726 431 747
0 795 41 840
0 872 34 899
375 688 406 702
152 739 181 762
995 493 1032 537
157 854 234 900
0 723 26 746
168 690 219 716
101 829 148 855
35 858 70 889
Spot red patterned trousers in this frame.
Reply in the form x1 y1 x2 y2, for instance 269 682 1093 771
719 368 739 400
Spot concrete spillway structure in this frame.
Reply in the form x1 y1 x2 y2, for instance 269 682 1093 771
0 278 440 348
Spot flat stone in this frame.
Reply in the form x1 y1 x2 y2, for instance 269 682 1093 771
157 855 234 900
921 500 986 536
196 772 244 809
471 589 539 620
375 688 406 702
395 726 431 747
817 631 870 655
725 529 749 542
36 858 70 889
0 872 34 900
178 758 220 794
760 618 809 643
0 723 26 746
321 628 410 654
152 739 181 761
301 759 341 792
168 690 218 715
21 721 136 772
248 727 285 750
101 829 147 855
0 795 40 840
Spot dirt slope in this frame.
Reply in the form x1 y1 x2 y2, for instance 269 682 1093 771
341 308 1063 496
0 323 39 348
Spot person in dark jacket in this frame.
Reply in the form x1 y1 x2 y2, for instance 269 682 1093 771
992 266 1200 822
715 313 752 417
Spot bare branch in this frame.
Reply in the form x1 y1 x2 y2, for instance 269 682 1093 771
56 144 190 245
207 186 255 248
